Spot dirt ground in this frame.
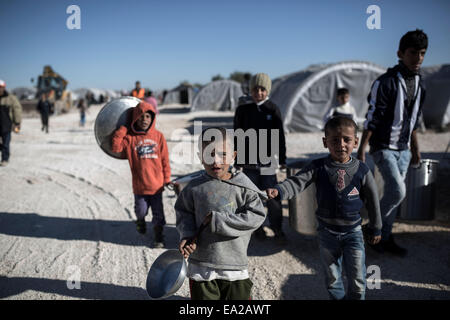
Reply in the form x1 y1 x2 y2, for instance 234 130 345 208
0 103 449 300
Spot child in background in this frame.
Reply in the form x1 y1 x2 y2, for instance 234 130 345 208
112 101 171 248
267 117 382 300
323 88 358 125
176 127 266 300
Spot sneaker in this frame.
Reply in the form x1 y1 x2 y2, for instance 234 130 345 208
382 235 408 257
253 227 267 241
0 161 8 167
135 219 146 234
153 225 165 248
273 229 288 245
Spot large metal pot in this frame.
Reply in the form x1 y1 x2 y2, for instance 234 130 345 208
286 158 318 236
146 249 187 299
94 96 141 159
397 159 439 220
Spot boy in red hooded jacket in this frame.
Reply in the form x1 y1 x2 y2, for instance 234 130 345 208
112 101 171 248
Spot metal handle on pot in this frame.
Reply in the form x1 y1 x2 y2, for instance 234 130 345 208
185 221 209 247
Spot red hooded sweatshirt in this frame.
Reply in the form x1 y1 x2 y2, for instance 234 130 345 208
112 101 171 195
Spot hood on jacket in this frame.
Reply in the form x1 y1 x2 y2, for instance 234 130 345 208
131 101 156 134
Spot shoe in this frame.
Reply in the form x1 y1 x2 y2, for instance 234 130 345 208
0 161 8 167
253 227 267 240
273 229 288 245
135 219 146 234
153 225 165 248
382 235 408 257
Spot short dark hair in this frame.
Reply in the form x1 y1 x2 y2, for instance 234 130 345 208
337 88 349 96
399 29 428 53
199 127 232 150
324 116 357 137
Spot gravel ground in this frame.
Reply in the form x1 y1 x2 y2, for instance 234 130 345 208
0 103 449 300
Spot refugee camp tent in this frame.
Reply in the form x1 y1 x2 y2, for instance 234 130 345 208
270 61 386 132
72 88 119 103
420 64 450 129
190 79 243 112
162 84 195 105
12 87 37 100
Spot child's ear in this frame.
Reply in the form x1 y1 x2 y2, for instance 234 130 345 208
397 50 403 60
354 136 359 147
322 137 327 148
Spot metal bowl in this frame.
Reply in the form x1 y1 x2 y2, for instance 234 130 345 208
146 249 187 299
94 96 141 159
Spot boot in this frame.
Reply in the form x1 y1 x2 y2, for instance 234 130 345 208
153 225 165 248
135 219 146 234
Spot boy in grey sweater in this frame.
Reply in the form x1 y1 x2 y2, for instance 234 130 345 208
267 117 382 300
175 127 267 300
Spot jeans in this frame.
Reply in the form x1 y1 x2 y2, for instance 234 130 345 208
318 226 366 300
243 168 283 231
0 131 11 162
134 193 166 226
372 149 411 241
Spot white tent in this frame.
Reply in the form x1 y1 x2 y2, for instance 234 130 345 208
190 79 243 112
12 87 37 100
270 61 386 132
162 85 195 105
420 64 450 128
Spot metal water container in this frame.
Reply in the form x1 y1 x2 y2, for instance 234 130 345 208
286 158 318 236
398 159 439 220
94 96 141 159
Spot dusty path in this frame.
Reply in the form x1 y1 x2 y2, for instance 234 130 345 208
1 103 449 299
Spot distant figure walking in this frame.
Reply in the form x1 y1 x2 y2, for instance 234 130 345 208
37 91 53 133
77 98 87 127
131 81 145 100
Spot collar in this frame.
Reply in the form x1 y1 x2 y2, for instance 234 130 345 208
256 97 269 107
398 60 418 77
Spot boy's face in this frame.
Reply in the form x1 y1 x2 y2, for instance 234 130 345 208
200 140 236 180
398 47 427 73
337 93 349 105
251 86 268 103
136 112 152 131
323 125 358 163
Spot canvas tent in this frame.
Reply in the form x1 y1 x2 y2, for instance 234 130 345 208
420 64 450 129
162 84 195 105
190 79 243 112
270 61 386 132
72 88 120 103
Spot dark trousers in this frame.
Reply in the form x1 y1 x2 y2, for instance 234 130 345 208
134 193 166 226
243 168 283 231
190 278 253 300
0 131 11 162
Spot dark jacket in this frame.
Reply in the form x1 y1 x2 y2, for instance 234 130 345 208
233 99 287 167
364 63 426 152
276 156 382 236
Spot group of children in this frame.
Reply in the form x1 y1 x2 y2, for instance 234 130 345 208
112 29 428 300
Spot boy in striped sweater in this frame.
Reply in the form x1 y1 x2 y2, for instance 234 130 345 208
266 116 382 300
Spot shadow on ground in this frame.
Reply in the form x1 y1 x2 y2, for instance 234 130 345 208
0 212 180 249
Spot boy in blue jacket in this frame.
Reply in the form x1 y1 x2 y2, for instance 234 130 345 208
267 117 382 300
